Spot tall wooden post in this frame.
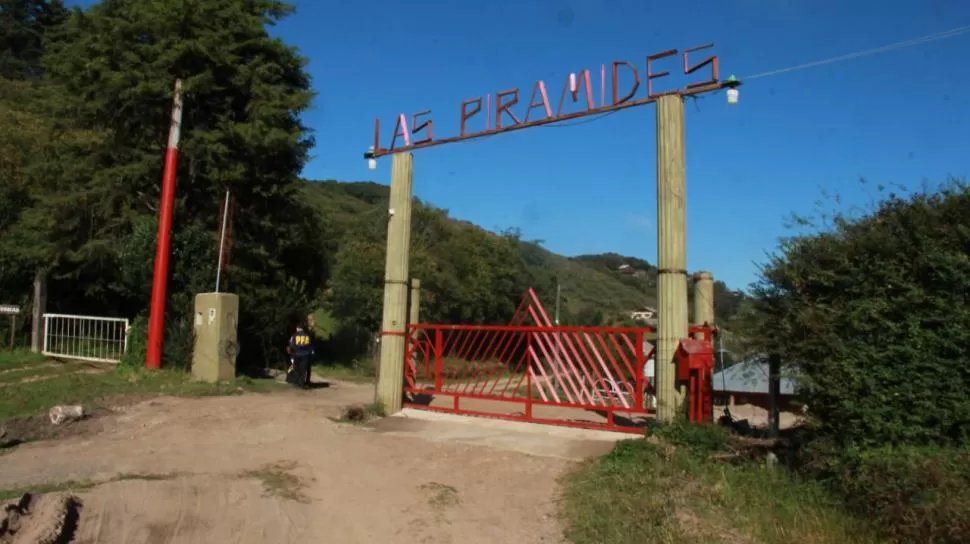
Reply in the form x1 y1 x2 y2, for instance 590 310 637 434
375 153 414 413
655 94 689 423
30 269 47 353
692 271 715 337
408 279 421 326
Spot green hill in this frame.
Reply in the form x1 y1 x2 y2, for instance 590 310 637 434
300 180 746 338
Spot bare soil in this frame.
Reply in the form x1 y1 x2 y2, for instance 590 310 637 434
0 378 572 543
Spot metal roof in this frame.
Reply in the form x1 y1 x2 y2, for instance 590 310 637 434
712 361 797 395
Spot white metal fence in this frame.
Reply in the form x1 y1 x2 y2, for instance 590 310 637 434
42 314 130 363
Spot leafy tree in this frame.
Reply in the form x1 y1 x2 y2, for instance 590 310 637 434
0 0 66 80
21 0 326 370
748 179 970 448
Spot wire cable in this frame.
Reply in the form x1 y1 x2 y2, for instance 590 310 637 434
744 24 970 80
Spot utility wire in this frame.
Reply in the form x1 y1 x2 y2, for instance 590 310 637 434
744 24 970 80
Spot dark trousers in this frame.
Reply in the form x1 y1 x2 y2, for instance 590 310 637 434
287 354 311 388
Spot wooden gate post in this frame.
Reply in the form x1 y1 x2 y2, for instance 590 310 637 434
375 153 414 413
692 271 715 337
655 94 689 423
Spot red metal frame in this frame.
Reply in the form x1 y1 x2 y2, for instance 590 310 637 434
403 289 716 433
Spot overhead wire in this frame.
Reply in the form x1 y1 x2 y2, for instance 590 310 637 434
743 23 970 80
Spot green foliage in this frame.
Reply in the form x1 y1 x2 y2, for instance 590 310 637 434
652 420 730 456
560 436 873 544
0 0 326 372
302 180 748 363
834 446 970 543
0 0 67 80
749 179 970 449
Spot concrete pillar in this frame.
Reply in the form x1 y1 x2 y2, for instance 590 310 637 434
692 271 715 339
30 269 47 352
655 94 689 422
375 153 414 413
191 292 239 383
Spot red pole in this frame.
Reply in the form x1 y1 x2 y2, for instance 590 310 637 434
145 79 184 369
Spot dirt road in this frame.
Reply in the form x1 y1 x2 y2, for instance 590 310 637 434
0 378 584 543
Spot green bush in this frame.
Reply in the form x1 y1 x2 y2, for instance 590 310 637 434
749 180 970 449
835 447 970 543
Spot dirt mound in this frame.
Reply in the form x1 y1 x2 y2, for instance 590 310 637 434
0 492 80 544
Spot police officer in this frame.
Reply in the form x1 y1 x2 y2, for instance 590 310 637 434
286 323 314 389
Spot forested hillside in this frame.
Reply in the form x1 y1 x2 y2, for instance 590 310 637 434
300 180 748 354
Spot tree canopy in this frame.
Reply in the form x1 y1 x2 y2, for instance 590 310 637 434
747 179 970 448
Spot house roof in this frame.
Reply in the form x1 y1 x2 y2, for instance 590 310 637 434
712 361 797 395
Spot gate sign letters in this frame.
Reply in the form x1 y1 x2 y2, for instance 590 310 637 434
370 43 723 157
0 305 21 315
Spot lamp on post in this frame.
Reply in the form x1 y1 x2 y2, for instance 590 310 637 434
364 146 377 170
724 74 742 105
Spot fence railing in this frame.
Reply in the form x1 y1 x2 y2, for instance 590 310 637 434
42 313 130 363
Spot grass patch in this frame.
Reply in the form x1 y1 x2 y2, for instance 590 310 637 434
560 429 878 544
240 461 311 503
0 350 47 372
0 360 288 420
0 472 181 501
314 361 375 383
0 361 101 385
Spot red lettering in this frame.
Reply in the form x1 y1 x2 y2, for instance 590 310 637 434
523 81 552 123
459 98 482 137
556 69 594 116
611 61 640 105
647 49 677 98
495 89 521 129
372 117 383 155
411 110 433 145
390 113 410 150
682 43 719 88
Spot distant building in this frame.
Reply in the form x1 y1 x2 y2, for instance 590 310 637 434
712 360 799 411
629 308 656 321
617 264 635 275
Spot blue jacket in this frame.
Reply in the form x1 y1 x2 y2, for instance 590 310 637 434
288 327 315 358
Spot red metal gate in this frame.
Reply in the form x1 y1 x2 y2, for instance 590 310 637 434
402 289 714 433
404 323 656 433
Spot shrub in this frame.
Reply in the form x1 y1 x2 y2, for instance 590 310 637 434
835 446 970 543
749 180 970 449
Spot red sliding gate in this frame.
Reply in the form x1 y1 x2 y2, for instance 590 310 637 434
402 289 713 433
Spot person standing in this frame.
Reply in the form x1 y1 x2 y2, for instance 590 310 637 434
286 324 314 389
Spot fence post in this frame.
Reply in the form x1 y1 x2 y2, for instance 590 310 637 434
692 271 715 339
31 269 47 352
434 328 443 392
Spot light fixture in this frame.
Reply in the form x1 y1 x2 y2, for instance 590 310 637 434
724 74 742 105
364 145 377 170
